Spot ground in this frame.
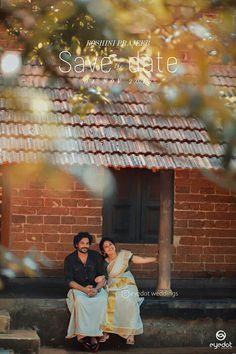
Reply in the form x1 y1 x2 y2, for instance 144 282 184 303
39 347 236 354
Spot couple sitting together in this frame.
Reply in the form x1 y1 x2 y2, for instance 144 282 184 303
64 231 157 352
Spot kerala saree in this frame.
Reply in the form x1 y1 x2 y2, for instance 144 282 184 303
101 250 144 339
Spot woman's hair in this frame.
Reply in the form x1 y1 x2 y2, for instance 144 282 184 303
73 232 93 249
99 237 116 256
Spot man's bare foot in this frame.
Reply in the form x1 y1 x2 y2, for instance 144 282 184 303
76 334 84 342
126 335 135 345
99 333 110 342
90 337 100 352
90 337 98 345
78 337 92 351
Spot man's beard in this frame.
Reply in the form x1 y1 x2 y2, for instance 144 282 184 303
78 247 88 253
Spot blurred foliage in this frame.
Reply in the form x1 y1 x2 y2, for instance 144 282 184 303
0 244 52 290
0 0 236 286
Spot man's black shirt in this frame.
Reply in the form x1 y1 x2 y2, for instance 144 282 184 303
64 250 106 287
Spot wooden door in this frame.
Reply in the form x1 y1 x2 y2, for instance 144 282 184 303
140 170 160 243
0 170 2 244
103 169 139 242
0 167 11 247
103 169 162 243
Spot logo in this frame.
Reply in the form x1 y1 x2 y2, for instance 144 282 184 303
209 330 232 350
216 330 226 341
121 290 129 298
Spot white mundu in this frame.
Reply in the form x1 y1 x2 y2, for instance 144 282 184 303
66 287 108 339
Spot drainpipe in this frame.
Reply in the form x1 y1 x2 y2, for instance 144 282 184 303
156 170 173 297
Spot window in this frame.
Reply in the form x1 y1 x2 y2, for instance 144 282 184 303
103 169 161 244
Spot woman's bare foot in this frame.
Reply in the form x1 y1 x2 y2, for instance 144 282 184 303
126 335 135 345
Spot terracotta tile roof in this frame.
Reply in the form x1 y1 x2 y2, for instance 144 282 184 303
0 64 236 170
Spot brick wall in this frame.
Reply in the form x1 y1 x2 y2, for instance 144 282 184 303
9 167 236 279
173 169 236 278
115 169 236 280
10 168 103 270
9 168 159 277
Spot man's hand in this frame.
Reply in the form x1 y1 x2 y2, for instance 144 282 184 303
88 288 98 297
83 285 94 296
83 285 98 297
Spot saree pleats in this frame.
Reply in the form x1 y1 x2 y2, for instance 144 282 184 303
101 250 144 339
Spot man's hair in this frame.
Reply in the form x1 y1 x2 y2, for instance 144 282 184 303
73 232 93 249
99 237 115 255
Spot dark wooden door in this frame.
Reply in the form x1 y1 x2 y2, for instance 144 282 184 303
0 170 2 243
103 169 161 243
103 169 139 242
140 170 160 243
0 167 11 247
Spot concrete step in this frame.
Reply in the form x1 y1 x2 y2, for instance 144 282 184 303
1 277 236 300
0 349 14 354
0 330 40 354
1 297 236 347
39 347 236 354
0 311 10 334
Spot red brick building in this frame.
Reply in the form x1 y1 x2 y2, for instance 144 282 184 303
0 63 236 283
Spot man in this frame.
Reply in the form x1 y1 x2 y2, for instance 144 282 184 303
64 232 108 352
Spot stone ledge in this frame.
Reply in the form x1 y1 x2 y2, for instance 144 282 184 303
1 277 236 300
0 349 14 354
0 330 40 354
39 347 236 354
1 297 236 312
0 298 235 347
0 310 10 334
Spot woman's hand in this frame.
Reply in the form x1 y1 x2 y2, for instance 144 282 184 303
95 275 105 283
95 275 107 288
131 255 158 264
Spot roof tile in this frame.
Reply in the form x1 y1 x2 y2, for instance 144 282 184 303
1 64 236 169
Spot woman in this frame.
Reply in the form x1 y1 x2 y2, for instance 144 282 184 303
99 237 157 345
